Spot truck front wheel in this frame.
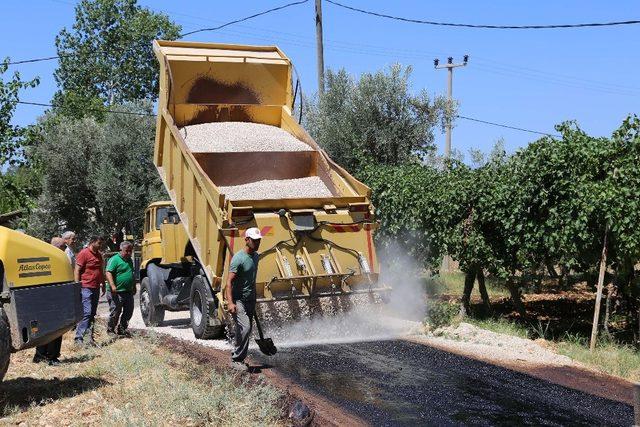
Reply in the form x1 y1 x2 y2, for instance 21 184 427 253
190 276 224 339
0 312 11 381
140 278 165 327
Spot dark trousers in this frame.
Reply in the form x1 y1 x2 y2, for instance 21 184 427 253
34 336 62 361
75 287 100 341
107 291 134 332
231 300 255 362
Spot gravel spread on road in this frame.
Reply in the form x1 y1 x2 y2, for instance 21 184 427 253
219 176 333 200
414 322 575 367
180 122 313 152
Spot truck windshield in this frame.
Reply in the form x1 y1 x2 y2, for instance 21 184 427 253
155 207 180 229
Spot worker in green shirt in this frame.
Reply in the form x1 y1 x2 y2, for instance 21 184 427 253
226 227 261 371
106 241 136 336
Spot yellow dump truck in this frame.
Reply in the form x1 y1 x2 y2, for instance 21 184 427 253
0 226 82 380
139 40 388 338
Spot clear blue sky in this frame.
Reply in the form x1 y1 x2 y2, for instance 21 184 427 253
3 0 639 157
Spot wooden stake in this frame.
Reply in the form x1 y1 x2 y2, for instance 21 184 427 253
590 228 609 352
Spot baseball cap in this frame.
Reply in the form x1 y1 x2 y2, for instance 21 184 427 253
244 227 262 240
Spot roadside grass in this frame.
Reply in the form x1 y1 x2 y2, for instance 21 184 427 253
557 334 640 382
426 311 640 383
0 329 283 425
424 272 510 299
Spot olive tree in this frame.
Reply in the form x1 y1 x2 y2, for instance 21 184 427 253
305 65 450 170
27 103 165 238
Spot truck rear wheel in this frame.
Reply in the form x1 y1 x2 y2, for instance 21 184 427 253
190 276 224 339
140 278 165 327
0 312 11 381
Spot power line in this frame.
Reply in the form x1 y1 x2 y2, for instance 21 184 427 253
5 0 310 65
457 115 560 137
179 0 309 37
325 0 640 30
17 101 155 117
18 100 558 138
5 55 63 66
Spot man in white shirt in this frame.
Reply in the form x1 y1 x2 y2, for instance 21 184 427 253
62 230 77 268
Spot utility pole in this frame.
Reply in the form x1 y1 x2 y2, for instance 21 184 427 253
435 55 469 158
315 0 325 95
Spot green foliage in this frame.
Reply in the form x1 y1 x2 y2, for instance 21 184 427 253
425 301 459 329
0 58 39 215
53 0 181 113
26 103 165 238
358 162 446 267
305 65 450 170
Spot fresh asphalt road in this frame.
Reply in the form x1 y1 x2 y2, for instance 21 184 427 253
251 340 633 426
108 293 633 425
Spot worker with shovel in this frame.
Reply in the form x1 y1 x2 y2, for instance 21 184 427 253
226 227 276 371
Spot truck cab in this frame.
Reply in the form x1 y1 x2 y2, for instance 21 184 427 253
139 202 206 331
141 201 186 267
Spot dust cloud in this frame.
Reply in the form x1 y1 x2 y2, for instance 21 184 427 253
259 240 427 348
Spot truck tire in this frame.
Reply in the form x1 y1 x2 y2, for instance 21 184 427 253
0 312 11 382
140 277 165 327
190 276 224 339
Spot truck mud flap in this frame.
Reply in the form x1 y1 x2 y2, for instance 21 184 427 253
3 281 82 351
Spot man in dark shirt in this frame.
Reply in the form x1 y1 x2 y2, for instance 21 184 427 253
225 227 261 371
74 236 105 346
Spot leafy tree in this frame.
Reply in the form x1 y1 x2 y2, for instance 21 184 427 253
358 163 445 268
0 58 39 214
53 0 181 114
305 65 450 170
27 103 165 238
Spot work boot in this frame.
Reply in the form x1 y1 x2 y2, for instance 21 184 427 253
230 361 248 372
117 328 132 338
107 328 117 336
32 355 46 364
48 358 61 367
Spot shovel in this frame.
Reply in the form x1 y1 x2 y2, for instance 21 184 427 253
253 313 277 356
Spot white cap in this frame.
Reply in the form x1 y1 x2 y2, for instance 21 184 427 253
244 227 262 240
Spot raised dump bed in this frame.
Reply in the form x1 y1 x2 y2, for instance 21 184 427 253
143 40 389 337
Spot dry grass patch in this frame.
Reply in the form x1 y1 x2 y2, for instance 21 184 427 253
557 335 640 382
0 329 283 426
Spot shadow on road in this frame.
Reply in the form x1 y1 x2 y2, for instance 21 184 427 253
0 376 109 415
161 319 191 327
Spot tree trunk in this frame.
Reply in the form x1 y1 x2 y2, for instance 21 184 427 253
545 261 559 278
604 283 613 339
507 277 526 317
460 269 475 317
476 268 491 313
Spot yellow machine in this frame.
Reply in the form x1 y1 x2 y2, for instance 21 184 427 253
0 226 82 380
139 40 389 338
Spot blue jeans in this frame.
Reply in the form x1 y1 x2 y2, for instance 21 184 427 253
75 287 100 341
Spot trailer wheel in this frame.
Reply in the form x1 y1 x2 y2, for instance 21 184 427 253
140 278 165 327
0 312 11 382
190 276 224 339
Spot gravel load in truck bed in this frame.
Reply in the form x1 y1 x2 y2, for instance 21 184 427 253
219 176 332 200
180 122 313 152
